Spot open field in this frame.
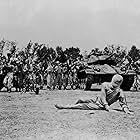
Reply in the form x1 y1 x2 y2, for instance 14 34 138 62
0 89 140 140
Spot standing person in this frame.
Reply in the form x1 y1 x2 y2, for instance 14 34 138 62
57 63 63 90
3 65 14 92
46 62 53 90
35 71 42 95
62 62 69 90
55 74 133 115
55 63 63 90
131 72 140 91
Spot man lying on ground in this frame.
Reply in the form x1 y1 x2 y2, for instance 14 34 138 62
55 74 134 115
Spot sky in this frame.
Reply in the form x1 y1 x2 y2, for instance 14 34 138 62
0 0 140 52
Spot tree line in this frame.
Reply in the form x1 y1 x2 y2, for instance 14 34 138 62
0 39 140 71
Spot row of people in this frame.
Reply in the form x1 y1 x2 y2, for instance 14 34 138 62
0 58 87 93
44 60 86 90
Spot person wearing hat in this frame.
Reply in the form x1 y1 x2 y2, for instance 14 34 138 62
55 74 133 115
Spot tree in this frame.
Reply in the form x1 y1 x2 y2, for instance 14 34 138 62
0 39 17 63
91 48 102 56
103 44 116 55
55 46 67 63
36 44 56 70
56 46 63 55
102 44 127 65
64 46 81 61
128 45 140 62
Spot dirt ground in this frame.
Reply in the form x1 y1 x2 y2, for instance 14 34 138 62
0 89 140 140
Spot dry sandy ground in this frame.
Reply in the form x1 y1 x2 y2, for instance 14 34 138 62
0 89 140 140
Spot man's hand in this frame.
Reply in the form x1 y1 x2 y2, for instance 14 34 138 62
124 107 134 115
105 104 110 112
127 111 134 115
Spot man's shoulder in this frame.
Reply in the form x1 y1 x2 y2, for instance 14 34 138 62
102 82 111 86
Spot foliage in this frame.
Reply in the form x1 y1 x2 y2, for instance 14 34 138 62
1 38 140 73
102 44 127 65
56 46 63 55
64 47 81 61
128 45 140 62
89 47 103 56
54 46 67 63
0 39 17 63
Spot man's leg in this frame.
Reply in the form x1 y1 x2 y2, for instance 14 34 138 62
55 102 101 110
55 104 83 109
75 98 95 104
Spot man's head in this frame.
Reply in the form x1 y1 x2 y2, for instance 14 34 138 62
111 74 123 88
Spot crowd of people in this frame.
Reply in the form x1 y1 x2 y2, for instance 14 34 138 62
0 54 87 94
44 58 87 90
